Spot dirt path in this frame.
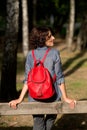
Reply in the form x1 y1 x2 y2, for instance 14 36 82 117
0 114 87 130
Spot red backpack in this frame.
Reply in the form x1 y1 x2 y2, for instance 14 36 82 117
27 48 56 100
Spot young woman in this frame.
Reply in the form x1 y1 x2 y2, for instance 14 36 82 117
9 26 76 130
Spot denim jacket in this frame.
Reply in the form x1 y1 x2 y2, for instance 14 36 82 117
24 47 65 101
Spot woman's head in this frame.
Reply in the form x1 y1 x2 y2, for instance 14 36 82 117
30 26 55 48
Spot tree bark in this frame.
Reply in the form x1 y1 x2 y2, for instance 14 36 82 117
0 0 19 102
22 0 29 58
77 15 87 51
66 0 75 51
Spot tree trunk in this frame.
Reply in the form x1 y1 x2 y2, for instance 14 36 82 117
77 15 87 51
0 0 19 102
22 0 29 58
66 0 75 51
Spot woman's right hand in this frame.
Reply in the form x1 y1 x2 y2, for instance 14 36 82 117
8 84 28 109
8 99 21 109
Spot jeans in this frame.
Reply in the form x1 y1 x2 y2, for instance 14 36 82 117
33 114 57 130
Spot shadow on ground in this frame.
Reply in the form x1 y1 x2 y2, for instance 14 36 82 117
0 127 32 130
53 114 87 130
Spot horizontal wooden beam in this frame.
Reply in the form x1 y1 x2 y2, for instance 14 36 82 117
0 101 87 116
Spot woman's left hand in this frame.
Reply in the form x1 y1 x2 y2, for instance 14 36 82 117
64 98 76 109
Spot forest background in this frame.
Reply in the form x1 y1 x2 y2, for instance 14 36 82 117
0 0 87 129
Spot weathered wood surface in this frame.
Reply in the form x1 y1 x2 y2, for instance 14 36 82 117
0 101 87 116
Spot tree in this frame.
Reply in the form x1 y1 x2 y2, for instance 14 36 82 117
77 15 87 51
22 0 29 58
0 0 19 102
66 0 75 51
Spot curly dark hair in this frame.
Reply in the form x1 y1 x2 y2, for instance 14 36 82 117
29 26 51 48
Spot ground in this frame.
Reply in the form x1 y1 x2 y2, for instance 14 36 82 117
0 39 87 130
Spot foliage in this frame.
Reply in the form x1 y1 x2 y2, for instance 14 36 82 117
75 0 87 21
0 0 6 16
0 0 87 36
36 0 69 33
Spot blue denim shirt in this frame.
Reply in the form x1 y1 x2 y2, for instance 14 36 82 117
24 47 65 101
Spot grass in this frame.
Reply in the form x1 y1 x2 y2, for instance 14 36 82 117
59 47 87 100
17 53 25 75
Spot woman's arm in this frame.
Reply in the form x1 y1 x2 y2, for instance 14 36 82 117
59 83 76 109
9 52 31 109
9 84 28 109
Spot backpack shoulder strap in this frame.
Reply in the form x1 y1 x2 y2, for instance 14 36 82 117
32 48 51 63
41 48 51 63
32 50 36 62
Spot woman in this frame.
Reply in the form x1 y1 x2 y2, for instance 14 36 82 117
9 26 76 130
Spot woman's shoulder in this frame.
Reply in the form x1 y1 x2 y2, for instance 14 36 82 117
49 48 60 61
26 50 32 59
50 48 60 55
28 49 35 55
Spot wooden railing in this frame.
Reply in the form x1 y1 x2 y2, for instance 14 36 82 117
0 101 87 116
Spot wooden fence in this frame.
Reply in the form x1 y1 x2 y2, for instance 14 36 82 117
0 101 87 116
